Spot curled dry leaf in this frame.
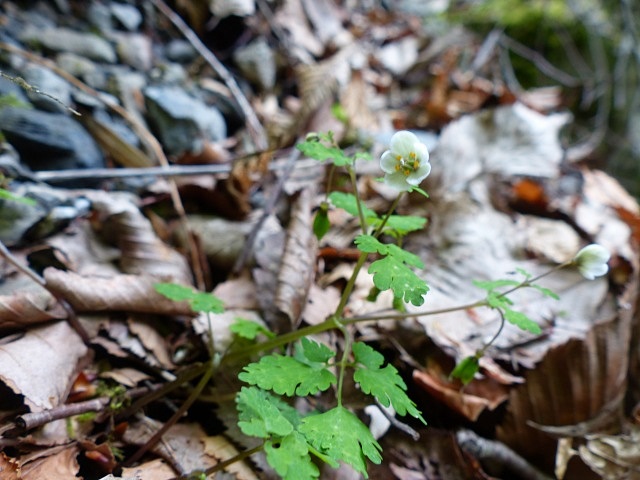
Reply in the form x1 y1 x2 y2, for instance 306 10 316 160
43 268 194 316
274 188 317 331
0 321 89 411
0 290 65 329
89 191 191 284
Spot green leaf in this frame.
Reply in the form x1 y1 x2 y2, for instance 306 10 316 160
328 192 377 219
353 343 425 424
0 188 37 206
503 308 541 334
473 279 521 292
295 338 336 364
331 103 349 124
299 406 382 476
408 185 429 198
188 292 225 313
531 284 560 300
236 387 296 438
153 283 224 313
154 283 194 301
313 203 331 241
354 235 424 268
239 354 336 396
368 256 428 306
265 432 319 480
485 291 512 309
450 355 480 384
370 215 426 236
296 141 352 166
230 318 274 340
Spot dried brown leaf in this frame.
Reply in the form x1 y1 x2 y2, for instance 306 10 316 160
20 445 80 480
0 321 89 411
274 188 317 331
203 435 259 480
43 268 194 316
0 290 65 329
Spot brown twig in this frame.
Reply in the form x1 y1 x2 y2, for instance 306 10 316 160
0 241 90 345
150 0 268 151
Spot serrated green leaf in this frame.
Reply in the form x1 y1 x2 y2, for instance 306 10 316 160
450 355 480 384
503 308 541 334
531 284 560 300
154 283 224 313
239 354 336 396
230 318 274 340
313 204 331 241
370 215 426 236
473 279 521 292
296 141 352 166
354 235 424 268
299 406 382 476
368 256 428 306
354 234 386 254
295 338 335 364
354 151 373 161
514 267 532 280
265 432 320 480
353 343 425 424
154 283 194 301
328 192 377 220
236 387 295 438
485 291 512 309
189 292 225 313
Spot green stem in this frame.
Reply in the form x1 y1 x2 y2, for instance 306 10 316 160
374 192 403 237
334 252 369 318
348 165 368 234
334 318 351 407
479 308 506 355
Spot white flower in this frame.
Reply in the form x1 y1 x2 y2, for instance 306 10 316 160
573 244 610 280
380 131 431 191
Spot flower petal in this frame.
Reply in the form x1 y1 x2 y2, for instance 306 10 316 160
407 162 431 185
390 131 420 158
573 244 610 280
413 142 429 163
380 151 397 174
384 171 411 191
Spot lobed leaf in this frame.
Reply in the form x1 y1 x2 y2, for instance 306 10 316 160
353 343 425 423
239 354 336 396
230 318 274 340
153 283 224 313
503 308 542 334
368 256 428 306
296 141 352 166
328 192 377 220
473 279 521 292
265 432 320 480
236 387 297 438
299 406 382 477
295 338 336 365
370 215 426 236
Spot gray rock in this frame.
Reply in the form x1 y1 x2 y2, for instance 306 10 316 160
20 26 117 63
56 53 98 80
86 1 114 32
114 33 153 71
144 85 227 155
0 107 105 175
233 38 276 91
110 3 143 31
166 40 197 63
22 64 72 113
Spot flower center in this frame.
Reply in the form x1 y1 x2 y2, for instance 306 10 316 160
394 153 419 176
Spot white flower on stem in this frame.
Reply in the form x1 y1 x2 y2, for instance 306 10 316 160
380 131 431 191
573 244 610 280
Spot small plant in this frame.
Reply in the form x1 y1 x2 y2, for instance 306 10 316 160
155 130 610 478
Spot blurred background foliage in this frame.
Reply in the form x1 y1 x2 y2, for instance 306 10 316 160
441 0 640 196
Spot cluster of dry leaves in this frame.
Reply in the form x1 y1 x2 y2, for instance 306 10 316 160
2 1 640 479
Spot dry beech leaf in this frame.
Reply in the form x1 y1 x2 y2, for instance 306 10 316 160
578 429 640 479
274 188 317 331
20 445 80 480
89 191 191 284
120 458 175 480
43 268 194 316
123 419 217 474
0 321 89 411
203 435 259 480
0 290 65 328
